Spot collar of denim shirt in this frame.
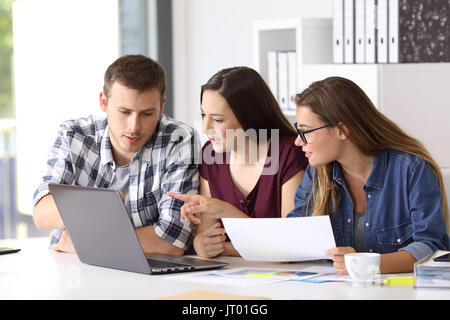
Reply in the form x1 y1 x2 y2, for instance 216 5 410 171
331 150 387 191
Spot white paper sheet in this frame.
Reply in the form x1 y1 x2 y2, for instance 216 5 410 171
221 216 336 262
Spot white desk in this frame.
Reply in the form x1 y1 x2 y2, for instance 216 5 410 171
1 238 449 300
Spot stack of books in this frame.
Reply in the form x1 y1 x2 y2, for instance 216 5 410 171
414 250 450 289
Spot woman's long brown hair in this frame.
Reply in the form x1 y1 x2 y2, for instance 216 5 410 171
201 66 297 139
296 77 448 226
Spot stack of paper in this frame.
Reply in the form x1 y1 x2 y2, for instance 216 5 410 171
414 250 450 289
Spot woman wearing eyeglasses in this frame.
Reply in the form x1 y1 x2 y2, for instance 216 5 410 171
288 76 449 274
168 67 308 258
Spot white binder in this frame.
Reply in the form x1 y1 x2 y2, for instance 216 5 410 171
287 51 297 111
333 0 344 63
365 0 376 63
277 51 289 111
388 0 399 63
377 0 388 63
267 51 279 101
355 0 366 63
344 0 355 63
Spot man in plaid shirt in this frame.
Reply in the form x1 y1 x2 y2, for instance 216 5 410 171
32 55 200 255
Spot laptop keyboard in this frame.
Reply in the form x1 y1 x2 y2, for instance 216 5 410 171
146 258 190 269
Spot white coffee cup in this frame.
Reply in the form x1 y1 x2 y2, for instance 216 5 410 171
344 252 380 286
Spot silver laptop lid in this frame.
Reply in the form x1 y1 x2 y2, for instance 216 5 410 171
49 184 152 274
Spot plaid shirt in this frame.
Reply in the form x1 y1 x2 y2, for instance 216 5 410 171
33 114 200 250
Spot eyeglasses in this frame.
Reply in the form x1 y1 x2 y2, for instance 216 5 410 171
293 122 332 144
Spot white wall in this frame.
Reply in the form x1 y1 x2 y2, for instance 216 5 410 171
172 0 332 136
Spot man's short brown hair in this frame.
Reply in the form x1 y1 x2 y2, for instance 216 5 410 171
103 54 166 101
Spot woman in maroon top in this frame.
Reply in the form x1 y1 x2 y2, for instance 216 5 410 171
168 67 308 258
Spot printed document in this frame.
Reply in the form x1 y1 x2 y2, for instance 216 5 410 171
222 216 336 262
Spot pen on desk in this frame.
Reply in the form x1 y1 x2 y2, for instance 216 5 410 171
383 276 414 286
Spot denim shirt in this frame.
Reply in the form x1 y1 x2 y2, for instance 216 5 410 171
287 150 450 261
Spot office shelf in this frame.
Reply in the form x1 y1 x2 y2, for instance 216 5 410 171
253 17 450 167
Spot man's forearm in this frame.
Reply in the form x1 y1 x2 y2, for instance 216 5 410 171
135 225 184 256
33 194 65 229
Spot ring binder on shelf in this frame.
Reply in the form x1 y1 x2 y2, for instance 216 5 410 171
388 0 450 63
267 51 279 101
365 0 376 63
287 51 297 111
388 0 399 63
344 0 355 63
333 0 345 63
277 51 289 112
377 0 389 63
355 0 366 64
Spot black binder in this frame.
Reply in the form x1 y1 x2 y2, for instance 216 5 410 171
389 0 450 63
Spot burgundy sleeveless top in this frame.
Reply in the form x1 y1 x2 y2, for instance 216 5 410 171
199 135 308 218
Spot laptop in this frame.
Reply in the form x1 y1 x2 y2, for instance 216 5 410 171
48 184 228 274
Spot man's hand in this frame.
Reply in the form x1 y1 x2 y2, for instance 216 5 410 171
50 229 76 253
